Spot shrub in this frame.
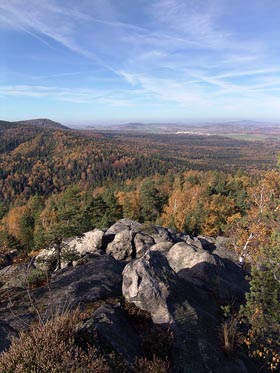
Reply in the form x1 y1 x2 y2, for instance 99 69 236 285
0 309 110 373
27 268 47 288
134 355 170 373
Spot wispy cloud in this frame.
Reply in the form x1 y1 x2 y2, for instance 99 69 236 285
1 0 280 120
0 84 134 106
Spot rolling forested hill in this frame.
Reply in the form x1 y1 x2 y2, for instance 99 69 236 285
0 120 278 217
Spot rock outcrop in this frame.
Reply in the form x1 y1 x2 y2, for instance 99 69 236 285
106 229 134 260
123 250 177 324
75 304 142 366
0 220 252 371
66 229 104 255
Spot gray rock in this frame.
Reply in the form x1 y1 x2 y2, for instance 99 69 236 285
181 235 204 250
0 263 31 289
34 255 126 312
34 247 56 271
167 242 249 303
149 241 173 254
66 229 105 255
75 304 141 366
0 321 18 353
105 219 142 235
122 250 177 324
213 241 239 263
166 242 216 273
133 232 155 258
106 229 134 260
34 230 105 271
151 226 175 243
72 251 104 267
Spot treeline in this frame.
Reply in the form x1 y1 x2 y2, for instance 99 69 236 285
1 168 279 260
0 124 278 220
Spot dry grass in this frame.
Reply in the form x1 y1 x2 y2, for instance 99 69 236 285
220 317 242 355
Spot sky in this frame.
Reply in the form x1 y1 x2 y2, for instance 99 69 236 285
1 0 280 126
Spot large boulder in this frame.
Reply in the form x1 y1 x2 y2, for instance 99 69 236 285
66 229 105 255
105 219 142 235
106 230 135 261
151 226 176 244
0 263 32 289
34 247 56 271
75 304 142 366
133 232 155 258
34 255 126 312
34 230 105 271
166 242 215 272
149 241 173 254
122 250 177 324
166 242 249 303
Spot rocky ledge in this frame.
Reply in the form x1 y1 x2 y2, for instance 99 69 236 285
0 219 251 372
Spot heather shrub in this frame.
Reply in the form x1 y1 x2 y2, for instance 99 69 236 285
134 355 170 373
0 309 110 373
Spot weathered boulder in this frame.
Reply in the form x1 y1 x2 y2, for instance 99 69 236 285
75 304 142 366
166 242 248 302
122 250 177 324
166 242 216 273
106 229 134 260
34 247 56 271
72 251 104 267
181 235 204 250
34 230 105 271
151 226 176 244
105 219 142 235
0 321 18 353
36 255 126 310
149 241 173 254
133 232 155 258
0 263 32 289
66 229 105 256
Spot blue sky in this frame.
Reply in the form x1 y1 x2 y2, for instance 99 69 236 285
1 0 280 126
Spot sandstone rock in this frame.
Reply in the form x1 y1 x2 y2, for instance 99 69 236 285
151 226 175 243
133 232 155 258
37 255 126 310
166 242 248 303
149 241 173 254
105 219 142 235
122 250 177 324
0 263 32 289
66 229 105 255
75 304 141 366
166 242 216 273
181 235 204 250
72 251 104 267
106 229 134 260
34 247 56 271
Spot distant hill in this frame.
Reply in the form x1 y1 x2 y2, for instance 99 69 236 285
14 118 68 130
0 120 16 129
